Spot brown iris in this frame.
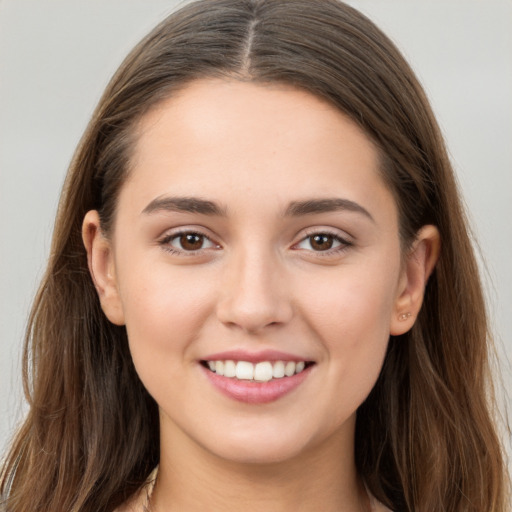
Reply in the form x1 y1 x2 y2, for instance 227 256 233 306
179 233 204 250
310 234 335 251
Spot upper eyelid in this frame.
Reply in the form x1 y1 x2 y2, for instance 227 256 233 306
296 227 353 243
295 234 350 248
159 226 217 241
158 231 221 256
162 231 217 244
290 228 354 254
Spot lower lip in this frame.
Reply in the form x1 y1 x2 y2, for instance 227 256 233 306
201 364 313 404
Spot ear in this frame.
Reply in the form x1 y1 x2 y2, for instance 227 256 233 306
82 210 125 325
390 225 440 335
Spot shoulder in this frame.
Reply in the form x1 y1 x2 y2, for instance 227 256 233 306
114 491 146 512
367 489 393 512
114 468 157 512
373 502 393 512
371 498 393 511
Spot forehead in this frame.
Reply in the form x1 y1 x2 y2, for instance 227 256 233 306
120 78 395 223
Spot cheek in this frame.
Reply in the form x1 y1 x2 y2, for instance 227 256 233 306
295 254 400 382
292 263 399 432
299 259 398 335
115 259 217 368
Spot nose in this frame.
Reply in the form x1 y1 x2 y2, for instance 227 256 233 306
216 249 294 334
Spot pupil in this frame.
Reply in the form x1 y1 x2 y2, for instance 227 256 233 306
181 233 202 250
312 234 333 251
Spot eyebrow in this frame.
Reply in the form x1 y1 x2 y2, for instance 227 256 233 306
284 198 375 222
141 196 227 216
141 195 374 222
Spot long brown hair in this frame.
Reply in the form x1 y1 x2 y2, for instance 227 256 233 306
1 1 508 510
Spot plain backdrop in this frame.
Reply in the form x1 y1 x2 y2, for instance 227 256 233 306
1 0 511 470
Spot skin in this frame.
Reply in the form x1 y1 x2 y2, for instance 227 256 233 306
83 79 439 511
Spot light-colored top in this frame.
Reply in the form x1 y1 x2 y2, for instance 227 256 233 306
115 468 393 512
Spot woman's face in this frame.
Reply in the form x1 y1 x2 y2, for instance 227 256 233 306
87 79 420 465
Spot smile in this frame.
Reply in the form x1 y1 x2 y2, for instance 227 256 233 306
203 360 312 382
200 355 316 404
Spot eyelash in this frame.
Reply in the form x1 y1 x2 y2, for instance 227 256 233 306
158 230 218 256
293 229 352 257
158 229 352 257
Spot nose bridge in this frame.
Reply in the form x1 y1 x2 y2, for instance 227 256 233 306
216 243 292 333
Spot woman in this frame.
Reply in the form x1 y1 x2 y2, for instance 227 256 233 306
1 0 508 510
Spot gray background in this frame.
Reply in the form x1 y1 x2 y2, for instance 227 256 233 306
1 0 511 472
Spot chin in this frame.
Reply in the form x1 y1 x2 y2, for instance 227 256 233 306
210 439 308 466
195 420 332 467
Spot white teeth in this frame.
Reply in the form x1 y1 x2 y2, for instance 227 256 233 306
236 361 254 380
272 361 285 378
284 361 296 377
254 362 273 382
215 360 224 376
206 359 309 381
224 360 236 378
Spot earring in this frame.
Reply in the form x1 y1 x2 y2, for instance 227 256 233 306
399 312 412 321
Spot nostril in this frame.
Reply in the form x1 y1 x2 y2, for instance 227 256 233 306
216 301 293 334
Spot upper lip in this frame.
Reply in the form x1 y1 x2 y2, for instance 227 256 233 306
202 349 313 364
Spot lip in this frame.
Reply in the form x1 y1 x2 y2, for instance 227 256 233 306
202 349 310 364
200 360 314 404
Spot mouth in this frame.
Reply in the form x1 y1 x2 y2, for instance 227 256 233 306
200 359 315 382
199 350 316 403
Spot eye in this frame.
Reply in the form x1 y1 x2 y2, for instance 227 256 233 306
161 231 218 253
295 232 350 252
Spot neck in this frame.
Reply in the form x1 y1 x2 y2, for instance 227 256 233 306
151 417 369 512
